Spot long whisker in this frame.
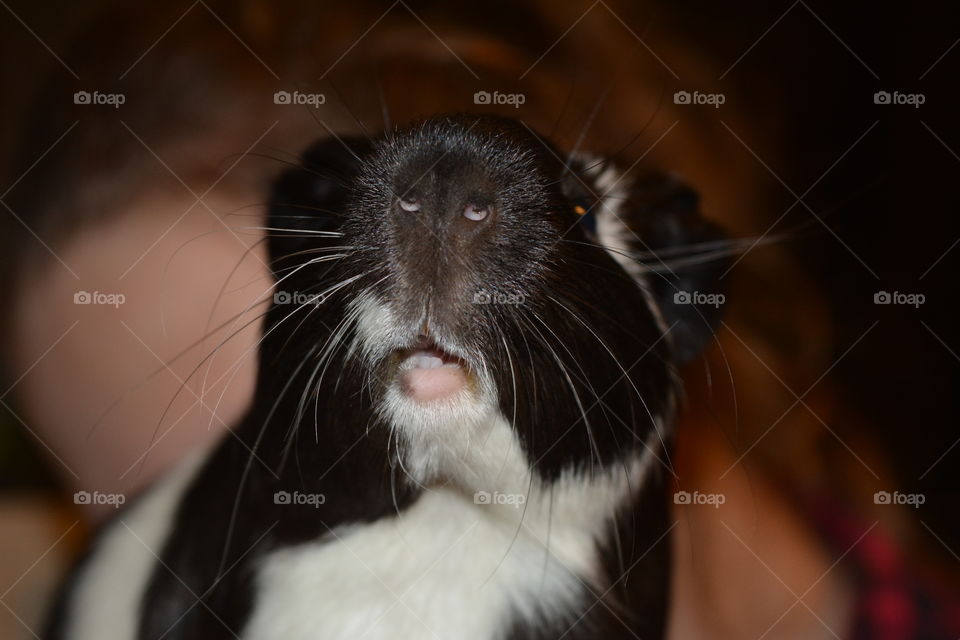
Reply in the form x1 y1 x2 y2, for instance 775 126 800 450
525 312 602 475
214 273 368 574
84 298 273 441
216 337 323 577
205 271 364 437
196 252 352 424
547 295 674 473
242 227 344 236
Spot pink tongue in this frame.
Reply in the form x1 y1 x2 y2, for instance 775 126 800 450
401 366 468 403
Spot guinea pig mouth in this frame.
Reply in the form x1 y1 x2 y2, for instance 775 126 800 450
390 339 472 404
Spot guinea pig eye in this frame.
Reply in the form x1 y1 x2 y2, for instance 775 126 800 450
398 197 420 212
463 203 491 221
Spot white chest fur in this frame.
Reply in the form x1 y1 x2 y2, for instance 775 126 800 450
60 451 208 640
243 411 655 640
244 488 578 640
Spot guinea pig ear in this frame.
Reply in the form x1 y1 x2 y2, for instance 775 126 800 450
594 172 730 364
266 136 371 266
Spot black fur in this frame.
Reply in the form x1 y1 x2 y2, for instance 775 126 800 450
621 173 729 364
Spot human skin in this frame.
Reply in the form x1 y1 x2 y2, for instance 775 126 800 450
10 191 266 519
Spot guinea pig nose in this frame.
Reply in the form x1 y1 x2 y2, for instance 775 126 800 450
463 203 492 222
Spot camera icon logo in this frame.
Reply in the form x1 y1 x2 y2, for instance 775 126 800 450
473 91 492 105
673 90 691 105
674 490 691 505
273 490 292 505
673 291 692 304
874 490 891 504
73 490 92 504
874 291 891 304
273 90 292 105
74 291 92 304
473 289 492 304
873 91 891 105
474 490 492 505
73 91 91 104
274 291 292 304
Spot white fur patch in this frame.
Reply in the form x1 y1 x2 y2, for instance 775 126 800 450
59 450 209 640
349 291 503 484
578 154 670 337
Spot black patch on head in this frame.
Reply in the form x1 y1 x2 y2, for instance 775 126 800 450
561 157 730 365
266 135 371 263
617 173 730 364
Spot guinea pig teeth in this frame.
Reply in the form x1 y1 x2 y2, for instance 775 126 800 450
402 352 445 370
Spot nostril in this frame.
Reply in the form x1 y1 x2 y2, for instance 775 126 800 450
399 197 421 212
463 203 492 222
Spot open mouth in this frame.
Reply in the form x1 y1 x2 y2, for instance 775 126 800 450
392 338 471 404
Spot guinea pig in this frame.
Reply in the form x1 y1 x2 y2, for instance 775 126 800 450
43 114 728 640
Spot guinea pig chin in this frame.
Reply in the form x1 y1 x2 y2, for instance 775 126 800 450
348 292 490 409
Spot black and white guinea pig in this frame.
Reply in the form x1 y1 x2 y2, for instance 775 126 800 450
44 115 728 640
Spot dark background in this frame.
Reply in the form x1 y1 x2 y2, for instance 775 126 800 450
1 0 958 554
